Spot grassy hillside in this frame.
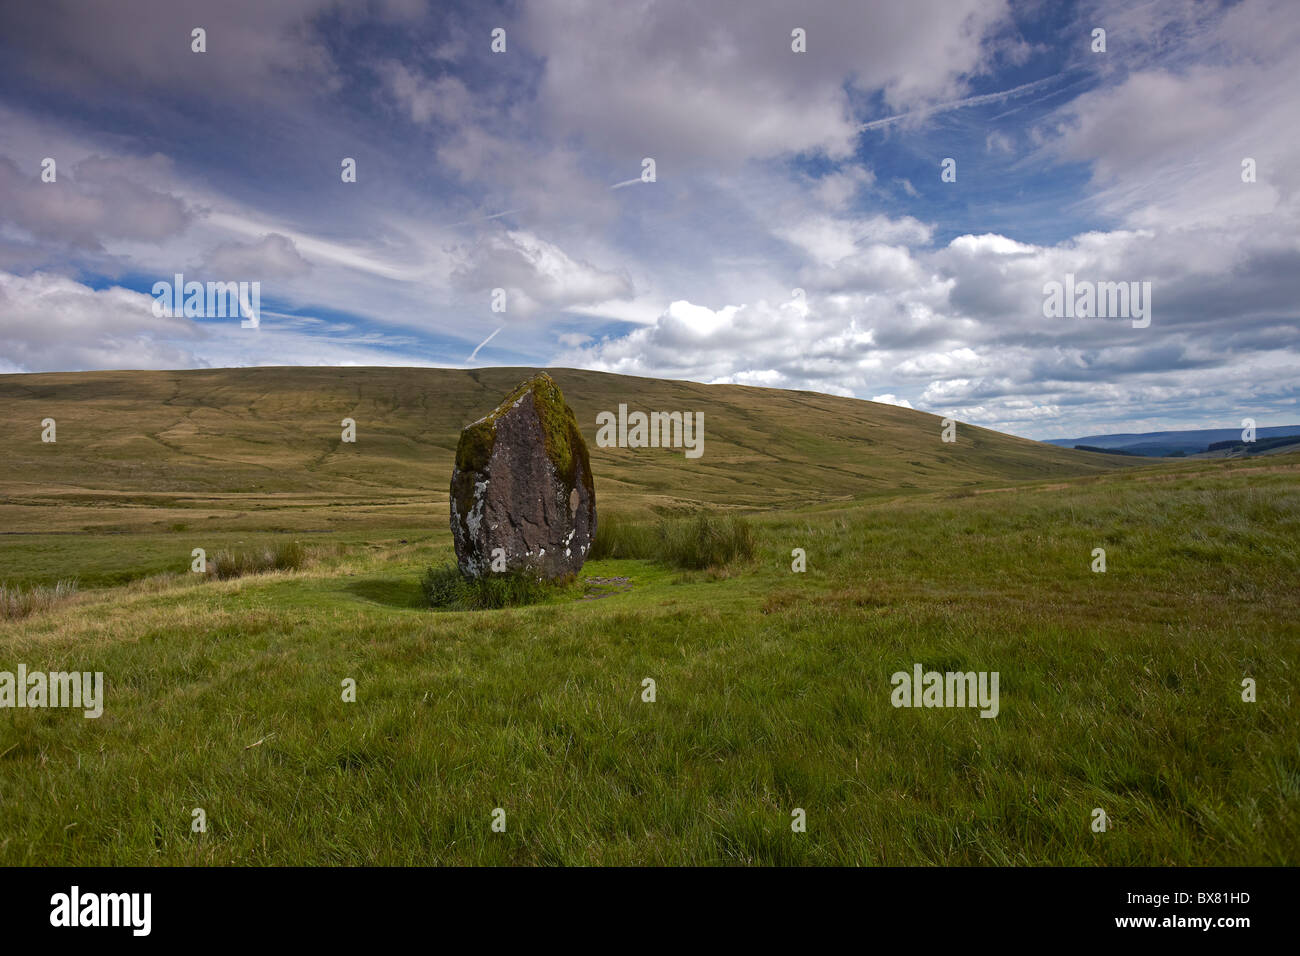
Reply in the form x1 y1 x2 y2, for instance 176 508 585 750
0 366 1136 535
0 367 1295 866
0 453 1297 865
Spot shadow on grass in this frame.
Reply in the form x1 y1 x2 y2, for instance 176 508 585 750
343 576 428 610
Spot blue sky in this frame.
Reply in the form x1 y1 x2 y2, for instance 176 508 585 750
0 0 1296 439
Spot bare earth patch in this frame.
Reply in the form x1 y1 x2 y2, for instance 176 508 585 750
582 576 632 600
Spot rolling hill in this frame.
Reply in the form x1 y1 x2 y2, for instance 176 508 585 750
1045 424 1300 457
0 366 1140 536
0 367 1296 866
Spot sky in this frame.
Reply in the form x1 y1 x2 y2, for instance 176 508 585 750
0 0 1296 440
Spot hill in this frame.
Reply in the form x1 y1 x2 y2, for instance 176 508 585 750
0 367 1296 866
1044 424 1300 457
0 366 1139 536
0 433 1296 865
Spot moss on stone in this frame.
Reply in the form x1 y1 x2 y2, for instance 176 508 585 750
451 373 592 520
454 417 497 475
527 373 590 491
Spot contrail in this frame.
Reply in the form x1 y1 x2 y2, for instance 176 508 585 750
858 75 1063 132
445 208 523 228
450 177 645 228
988 74 1092 121
467 326 503 362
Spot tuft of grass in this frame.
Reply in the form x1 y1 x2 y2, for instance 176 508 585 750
662 513 757 569
591 511 756 569
421 563 571 611
0 579 78 620
208 540 306 580
590 512 660 560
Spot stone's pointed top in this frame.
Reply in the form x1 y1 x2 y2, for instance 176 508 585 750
456 372 588 491
449 374 596 580
470 372 560 424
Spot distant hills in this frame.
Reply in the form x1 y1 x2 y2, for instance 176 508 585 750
1044 425 1300 458
0 366 1142 533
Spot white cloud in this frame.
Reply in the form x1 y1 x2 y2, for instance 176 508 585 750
203 233 312 279
0 270 202 372
777 214 934 266
1043 0 1300 229
0 270 458 373
0 154 191 249
985 130 1014 154
871 394 914 408
554 185 1300 438
522 0 1016 166
450 229 633 318
378 62 475 126
811 167 875 210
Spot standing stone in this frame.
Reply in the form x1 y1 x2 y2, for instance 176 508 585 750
450 373 596 579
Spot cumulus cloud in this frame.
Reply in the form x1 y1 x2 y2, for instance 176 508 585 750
557 192 1300 437
985 131 1014 155
0 270 203 372
556 296 883 393
778 214 934 267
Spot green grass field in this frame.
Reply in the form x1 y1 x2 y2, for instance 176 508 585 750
0 367 1296 865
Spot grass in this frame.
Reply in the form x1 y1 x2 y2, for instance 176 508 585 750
207 540 306 580
0 366 1295 865
593 512 757 569
589 512 661 560
0 579 78 620
420 564 573 610
1 455 1297 865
